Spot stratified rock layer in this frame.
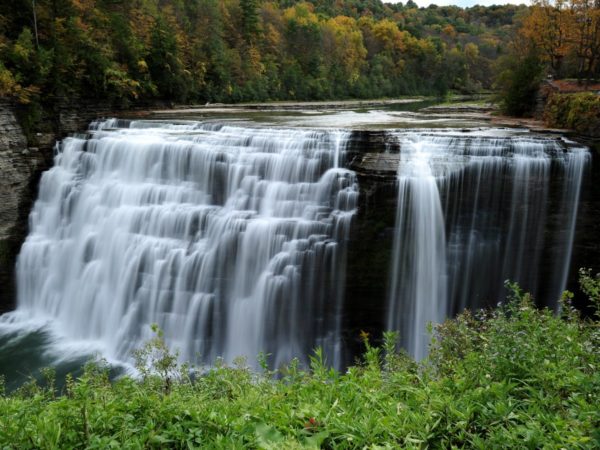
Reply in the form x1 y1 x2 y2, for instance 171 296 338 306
0 103 48 310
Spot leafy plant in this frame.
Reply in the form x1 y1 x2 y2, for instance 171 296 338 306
544 93 600 135
133 323 184 394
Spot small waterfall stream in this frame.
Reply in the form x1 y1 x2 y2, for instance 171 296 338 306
386 131 589 358
387 140 448 361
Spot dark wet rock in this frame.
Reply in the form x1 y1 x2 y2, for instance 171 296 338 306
0 102 49 310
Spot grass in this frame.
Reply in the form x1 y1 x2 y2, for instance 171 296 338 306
0 271 599 449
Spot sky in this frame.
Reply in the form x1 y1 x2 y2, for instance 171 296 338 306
398 0 527 7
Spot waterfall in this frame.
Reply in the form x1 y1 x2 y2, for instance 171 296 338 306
387 131 589 359
14 120 358 370
387 140 447 361
2 121 590 374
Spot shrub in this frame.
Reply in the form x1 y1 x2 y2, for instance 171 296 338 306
544 92 600 136
495 51 543 117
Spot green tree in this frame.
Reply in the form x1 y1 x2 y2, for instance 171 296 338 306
147 16 189 101
495 49 543 116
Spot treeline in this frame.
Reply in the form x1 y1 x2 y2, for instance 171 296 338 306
496 0 600 116
0 0 525 112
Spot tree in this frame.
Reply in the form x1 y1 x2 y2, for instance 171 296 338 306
521 0 571 76
495 48 543 116
569 0 600 80
240 0 261 44
147 15 189 101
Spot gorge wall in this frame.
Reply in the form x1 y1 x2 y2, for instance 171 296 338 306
0 103 47 311
0 100 116 311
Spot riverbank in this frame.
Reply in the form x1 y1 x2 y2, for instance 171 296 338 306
153 97 429 113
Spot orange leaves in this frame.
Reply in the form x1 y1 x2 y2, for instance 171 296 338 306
521 0 600 75
521 4 570 63
442 24 457 40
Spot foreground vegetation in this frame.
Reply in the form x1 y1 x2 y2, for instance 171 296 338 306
1 271 599 448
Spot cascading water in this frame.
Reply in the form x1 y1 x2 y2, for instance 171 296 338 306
387 131 589 359
1 120 591 378
11 119 358 370
387 140 448 361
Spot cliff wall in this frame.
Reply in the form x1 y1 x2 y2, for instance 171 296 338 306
0 100 114 311
0 102 48 311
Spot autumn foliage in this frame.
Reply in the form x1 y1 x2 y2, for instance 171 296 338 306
521 0 600 79
0 0 526 110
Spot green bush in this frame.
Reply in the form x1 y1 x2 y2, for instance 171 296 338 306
544 92 600 136
1 274 599 448
495 51 543 117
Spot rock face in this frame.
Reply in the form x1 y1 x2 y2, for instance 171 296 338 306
0 99 114 311
0 102 51 311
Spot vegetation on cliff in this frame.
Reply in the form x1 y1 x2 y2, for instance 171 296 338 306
544 92 600 136
496 0 600 117
1 271 598 448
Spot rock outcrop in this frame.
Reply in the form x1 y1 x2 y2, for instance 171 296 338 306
0 99 114 311
0 102 50 311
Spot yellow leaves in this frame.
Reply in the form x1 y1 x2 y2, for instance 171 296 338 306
263 23 282 54
247 45 265 76
283 3 319 27
0 64 40 104
13 44 32 62
464 43 479 61
360 17 407 59
137 60 148 74
323 16 367 84
372 19 406 53
104 67 141 100
0 64 18 97
328 15 360 32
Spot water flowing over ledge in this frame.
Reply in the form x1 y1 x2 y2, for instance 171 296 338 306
12 119 358 370
0 120 591 376
385 132 589 359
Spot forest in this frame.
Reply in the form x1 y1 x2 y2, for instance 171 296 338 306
2 0 599 124
0 0 526 110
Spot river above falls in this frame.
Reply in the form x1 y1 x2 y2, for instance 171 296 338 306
133 98 501 130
